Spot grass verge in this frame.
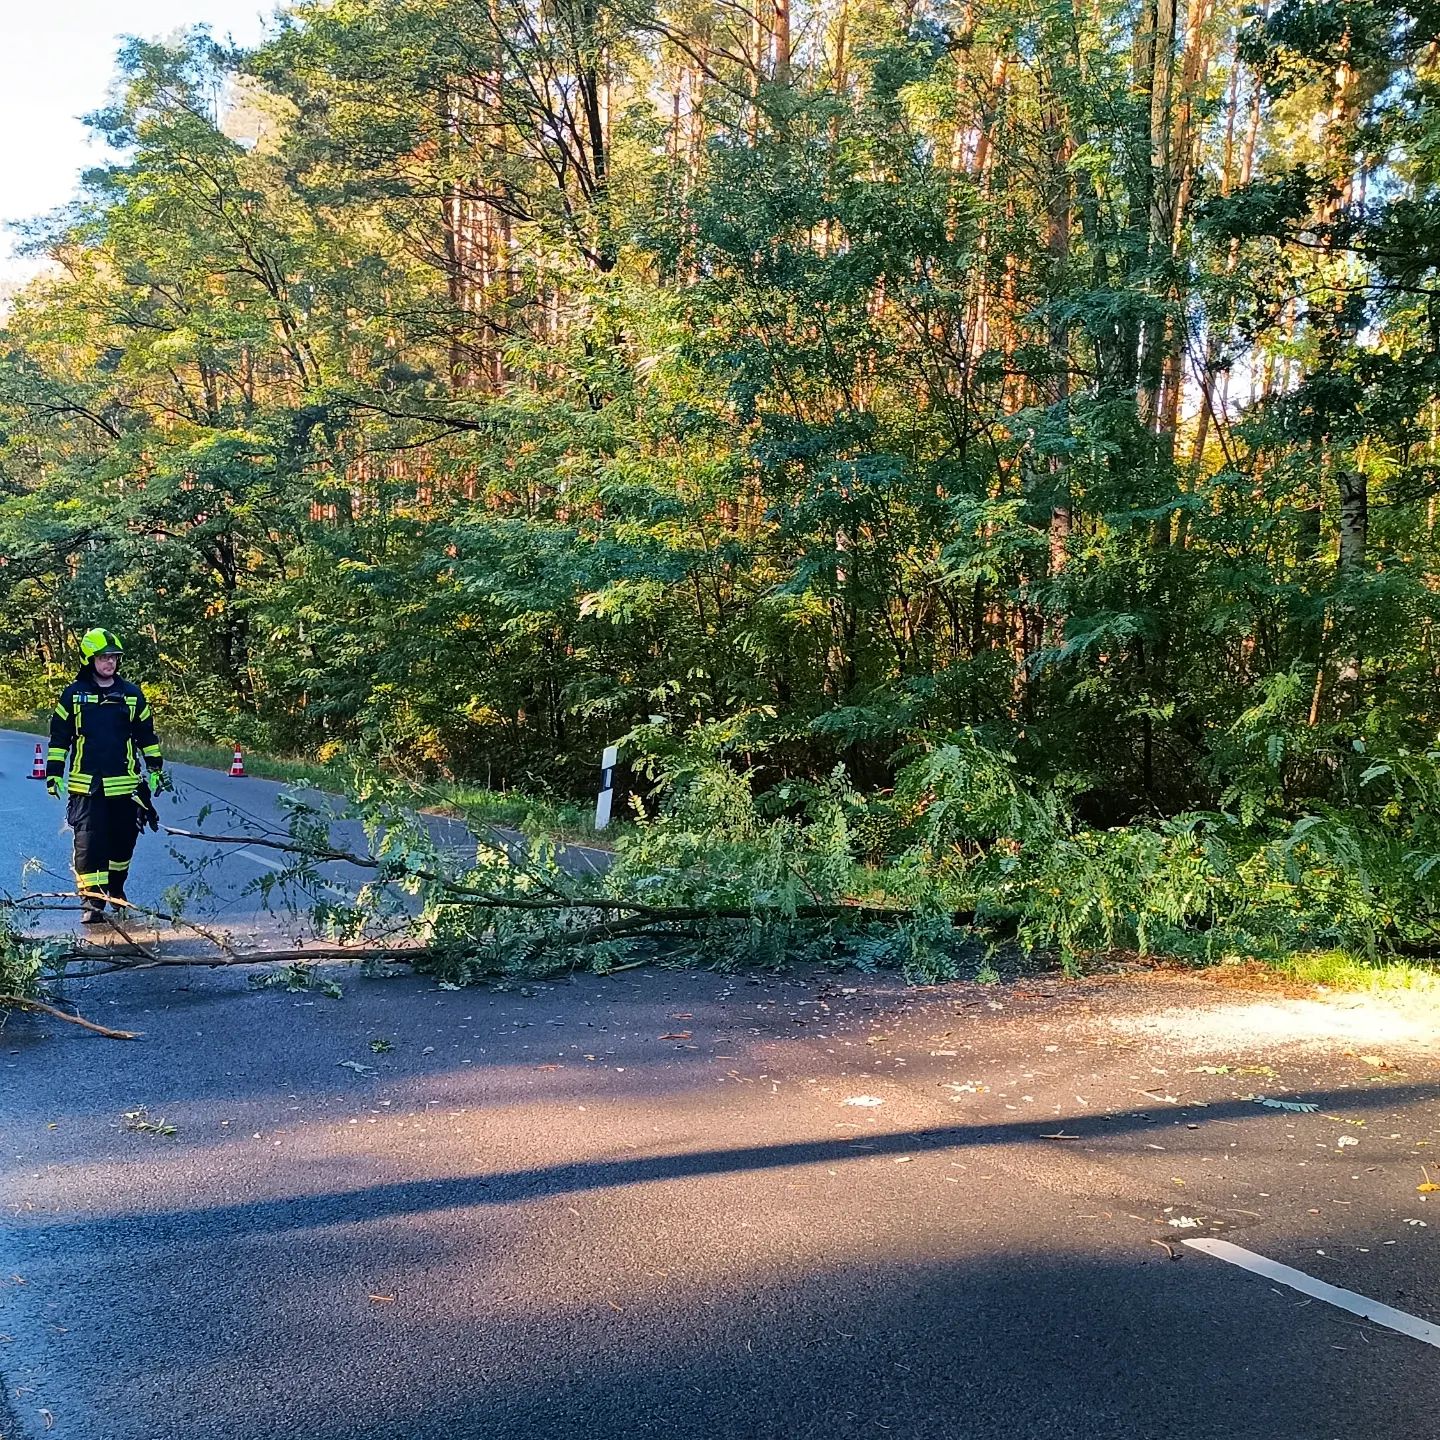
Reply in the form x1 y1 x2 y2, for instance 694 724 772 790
1272 949 1440 997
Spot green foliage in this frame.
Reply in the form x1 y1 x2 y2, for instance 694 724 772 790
0 913 51 1000
121 1107 178 1137
248 963 344 998
5 0 1440 975
163 725 1439 992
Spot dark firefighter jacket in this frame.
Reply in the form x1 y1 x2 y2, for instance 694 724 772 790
47 671 164 797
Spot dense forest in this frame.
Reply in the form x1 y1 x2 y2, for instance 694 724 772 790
3 0 1440 964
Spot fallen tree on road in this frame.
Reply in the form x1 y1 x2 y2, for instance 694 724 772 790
6 736 1438 1039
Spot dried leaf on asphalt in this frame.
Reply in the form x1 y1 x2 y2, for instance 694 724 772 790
368 1294 395 1303
338 1060 378 1077
121 1107 176 1136
659 1031 692 1040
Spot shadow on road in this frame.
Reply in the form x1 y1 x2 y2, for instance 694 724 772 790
6 1238 1417 1440
12 1081 1436 1250
2 963 1435 1440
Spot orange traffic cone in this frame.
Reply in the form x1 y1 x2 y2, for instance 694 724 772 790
29 742 46 780
228 746 246 778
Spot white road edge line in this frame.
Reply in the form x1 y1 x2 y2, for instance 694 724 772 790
1184 1237 1440 1349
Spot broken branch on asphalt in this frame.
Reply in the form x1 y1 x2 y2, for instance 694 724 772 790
0 995 141 1040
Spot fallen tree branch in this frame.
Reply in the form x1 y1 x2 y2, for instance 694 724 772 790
94 904 161 960
162 825 508 898
160 828 927 922
0 995 141 1040
65 946 427 974
4 891 241 959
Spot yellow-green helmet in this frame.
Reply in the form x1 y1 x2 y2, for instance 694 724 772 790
79 628 124 661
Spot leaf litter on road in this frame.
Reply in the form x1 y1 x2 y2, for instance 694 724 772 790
121 1106 176 1136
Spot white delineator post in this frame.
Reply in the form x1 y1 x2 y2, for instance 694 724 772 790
594 744 619 831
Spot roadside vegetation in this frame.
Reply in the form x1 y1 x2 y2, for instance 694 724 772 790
4 0 1440 991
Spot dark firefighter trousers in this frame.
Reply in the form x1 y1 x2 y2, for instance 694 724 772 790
67 792 141 898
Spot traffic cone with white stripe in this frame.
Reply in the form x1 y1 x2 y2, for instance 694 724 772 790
228 746 246 778
29 742 45 780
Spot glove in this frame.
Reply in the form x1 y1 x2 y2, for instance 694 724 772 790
45 776 60 798
150 767 173 795
134 790 160 833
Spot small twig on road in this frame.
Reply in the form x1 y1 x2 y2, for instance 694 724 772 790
96 903 161 961
6 891 241 960
0 995 141 1040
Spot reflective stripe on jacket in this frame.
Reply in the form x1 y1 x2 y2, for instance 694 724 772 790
47 671 164 797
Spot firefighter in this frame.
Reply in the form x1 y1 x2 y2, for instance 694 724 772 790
45 628 166 924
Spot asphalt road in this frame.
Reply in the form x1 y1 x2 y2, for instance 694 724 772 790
0 726 604 948
3 977 1438 1439
3 735 1440 1439
0 725 383 943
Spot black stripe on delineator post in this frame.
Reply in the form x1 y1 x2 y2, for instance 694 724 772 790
595 744 619 831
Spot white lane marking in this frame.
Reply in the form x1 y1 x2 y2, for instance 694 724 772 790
234 846 352 901
235 848 284 873
1184 1238 1440 1348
